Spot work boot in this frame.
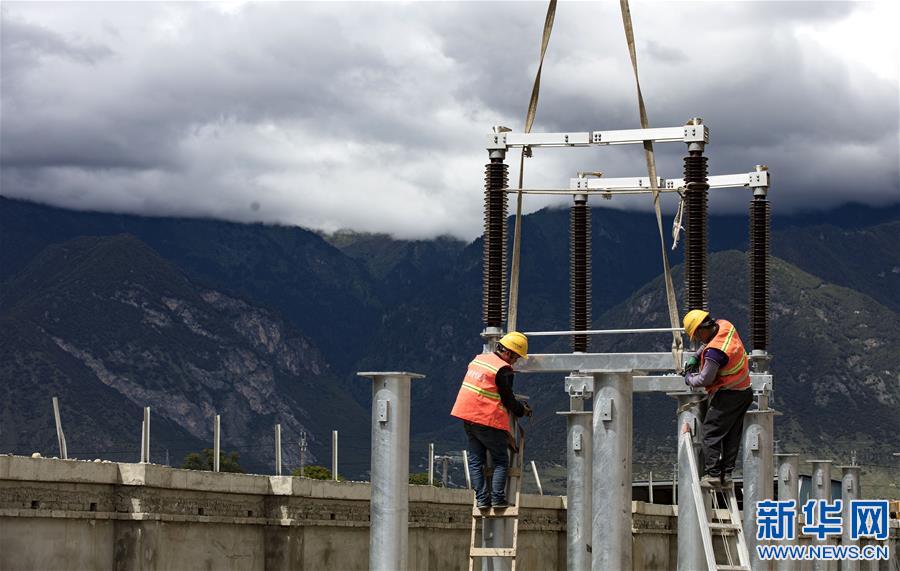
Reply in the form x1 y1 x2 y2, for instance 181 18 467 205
476 501 491 510
492 498 509 510
700 474 721 488
722 474 734 488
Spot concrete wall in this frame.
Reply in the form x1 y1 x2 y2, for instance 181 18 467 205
1 455 577 571
7 455 895 571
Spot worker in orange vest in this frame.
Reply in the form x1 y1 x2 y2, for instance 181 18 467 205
450 332 532 510
683 310 752 488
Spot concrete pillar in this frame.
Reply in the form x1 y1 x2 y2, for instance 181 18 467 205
672 392 707 571
808 459 833 571
839 465 861 571
591 371 632 571
774 453 800 571
358 371 425 571
558 401 592 571
743 397 775 571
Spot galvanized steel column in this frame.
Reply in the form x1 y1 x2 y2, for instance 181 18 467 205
743 397 775 571
591 371 632 571
358 371 425 571
673 392 707 571
808 459 833 571
839 465 861 571
774 453 800 571
558 399 592 571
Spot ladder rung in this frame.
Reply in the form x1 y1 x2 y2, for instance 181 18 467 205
470 548 516 558
472 506 519 517
717 566 750 571
709 522 740 531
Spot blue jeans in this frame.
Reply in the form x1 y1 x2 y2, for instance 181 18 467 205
464 421 509 506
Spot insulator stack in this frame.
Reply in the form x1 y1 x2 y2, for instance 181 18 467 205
482 159 508 328
749 197 770 351
570 197 591 352
683 151 709 312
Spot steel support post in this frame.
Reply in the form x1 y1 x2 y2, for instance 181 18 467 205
838 465 861 571
332 430 339 481
463 450 472 489
558 398 592 571
482 416 521 571
358 371 425 571
213 414 221 472
52 397 68 460
742 396 775 571
591 371 632 571
142 407 150 464
673 392 707 571
808 459 833 571
774 453 800 571
275 424 282 476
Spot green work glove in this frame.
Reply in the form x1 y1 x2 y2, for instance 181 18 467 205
684 355 699 375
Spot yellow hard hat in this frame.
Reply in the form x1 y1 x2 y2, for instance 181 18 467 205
683 309 711 339
498 331 528 358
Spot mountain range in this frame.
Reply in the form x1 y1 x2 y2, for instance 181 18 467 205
1 195 898 495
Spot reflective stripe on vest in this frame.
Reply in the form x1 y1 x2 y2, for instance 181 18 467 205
450 352 512 433
702 319 751 394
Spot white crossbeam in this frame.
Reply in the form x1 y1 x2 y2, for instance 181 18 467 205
488 124 708 150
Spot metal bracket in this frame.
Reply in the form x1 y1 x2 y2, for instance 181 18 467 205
573 432 583 452
565 374 594 398
749 431 760 451
781 465 792 482
486 132 508 150
748 169 770 188
598 398 613 422
377 399 389 423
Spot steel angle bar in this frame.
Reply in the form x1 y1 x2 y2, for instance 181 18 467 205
570 176 667 191
487 124 708 150
516 352 675 374
506 131 592 147
633 374 772 393
523 327 683 336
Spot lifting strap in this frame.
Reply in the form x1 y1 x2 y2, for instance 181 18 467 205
507 0 557 333
619 0 684 371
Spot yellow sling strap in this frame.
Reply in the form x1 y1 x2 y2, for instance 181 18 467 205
507 0 557 333
619 0 684 371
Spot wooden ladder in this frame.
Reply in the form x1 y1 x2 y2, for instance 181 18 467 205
680 430 752 571
468 428 525 571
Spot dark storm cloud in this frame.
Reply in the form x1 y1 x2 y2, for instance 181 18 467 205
0 2 896 239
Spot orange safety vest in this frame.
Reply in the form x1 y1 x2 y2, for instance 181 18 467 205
702 319 751 394
450 352 512 433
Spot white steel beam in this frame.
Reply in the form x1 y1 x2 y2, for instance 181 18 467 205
516 352 676 373
633 374 772 393
488 124 708 150
566 170 771 192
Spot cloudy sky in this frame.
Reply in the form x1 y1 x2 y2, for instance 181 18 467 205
1 1 898 239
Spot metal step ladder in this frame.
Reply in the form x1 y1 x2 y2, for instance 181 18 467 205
680 429 751 571
468 426 525 571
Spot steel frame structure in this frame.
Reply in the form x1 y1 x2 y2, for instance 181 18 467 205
480 120 776 571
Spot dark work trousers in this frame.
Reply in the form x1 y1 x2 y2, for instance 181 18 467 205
463 421 510 506
702 388 753 478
